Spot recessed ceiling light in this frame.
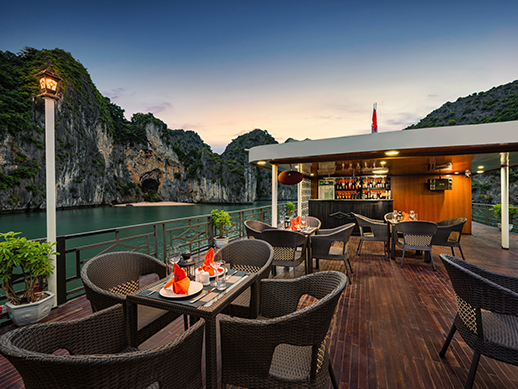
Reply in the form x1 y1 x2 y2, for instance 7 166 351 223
477 170 484 174
257 161 267 165
380 161 386 165
478 165 484 169
385 150 399 156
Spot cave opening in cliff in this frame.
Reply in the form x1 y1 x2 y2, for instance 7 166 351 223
141 178 159 192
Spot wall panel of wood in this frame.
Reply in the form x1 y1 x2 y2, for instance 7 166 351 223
391 175 472 233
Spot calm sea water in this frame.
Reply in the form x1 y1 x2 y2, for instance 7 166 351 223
0 201 273 240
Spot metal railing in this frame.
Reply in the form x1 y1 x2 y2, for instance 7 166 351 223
0 202 286 313
472 203 517 232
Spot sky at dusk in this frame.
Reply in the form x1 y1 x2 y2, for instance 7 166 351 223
2 0 518 153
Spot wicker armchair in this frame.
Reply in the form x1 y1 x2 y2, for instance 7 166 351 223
81 251 181 345
354 213 389 258
431 218 467 260
220 271 347 389
395 221 437 270
439 254 518 388
310 223 355 284
216 239 274 319
0 304 205 389
245 219 277 239
258 229 307 277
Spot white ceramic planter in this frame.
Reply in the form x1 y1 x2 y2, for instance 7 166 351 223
497 223 514 232
5 291 54 326
214 237 228 249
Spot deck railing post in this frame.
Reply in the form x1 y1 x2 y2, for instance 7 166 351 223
56 236 67 305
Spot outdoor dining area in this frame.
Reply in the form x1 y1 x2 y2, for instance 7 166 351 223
2 120 518 388
1 215 518 389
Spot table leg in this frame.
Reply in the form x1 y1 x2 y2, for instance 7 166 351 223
205 318 218 389
391 227 396 260
127 301 138 348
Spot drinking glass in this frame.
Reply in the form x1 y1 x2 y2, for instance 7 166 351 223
166 249 181 276
392 210 398 220
409 210 415 220
216 266 226 290
300 217 307 231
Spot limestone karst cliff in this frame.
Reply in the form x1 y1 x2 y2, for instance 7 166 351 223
0 48 295 212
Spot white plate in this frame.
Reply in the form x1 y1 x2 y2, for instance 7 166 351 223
209 267 228 279
159 281 204 298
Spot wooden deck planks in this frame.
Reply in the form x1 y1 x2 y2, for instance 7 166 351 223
1 222 518 388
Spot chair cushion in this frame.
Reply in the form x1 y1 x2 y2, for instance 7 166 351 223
482 311 518 348
448 231 460 242
269 341 326 382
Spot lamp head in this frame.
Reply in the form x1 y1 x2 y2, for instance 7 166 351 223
36 68 62 99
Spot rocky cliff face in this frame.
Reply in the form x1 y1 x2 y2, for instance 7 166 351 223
0 48 295 212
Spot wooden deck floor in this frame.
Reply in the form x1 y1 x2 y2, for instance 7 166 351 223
1 222 518 389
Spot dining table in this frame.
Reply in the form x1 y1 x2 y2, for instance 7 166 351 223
127 268 256 389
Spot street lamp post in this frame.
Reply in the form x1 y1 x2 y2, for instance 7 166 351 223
36 68 62 306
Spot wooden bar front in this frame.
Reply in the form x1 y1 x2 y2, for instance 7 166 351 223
309 199 394 235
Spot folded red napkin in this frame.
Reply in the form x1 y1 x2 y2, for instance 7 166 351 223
202 247 216 276
164 263 191 294
289 216 301 230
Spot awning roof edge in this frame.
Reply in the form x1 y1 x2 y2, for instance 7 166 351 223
249 121 518 164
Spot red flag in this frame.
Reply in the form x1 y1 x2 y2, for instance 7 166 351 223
371 103 378 133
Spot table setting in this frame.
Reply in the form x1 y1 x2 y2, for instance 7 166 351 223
137 248 251 308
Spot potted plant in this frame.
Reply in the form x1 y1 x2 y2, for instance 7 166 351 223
285 201 296 217
0 232 57 326
211 209 231 248
490 203 517 231
283 201 296 228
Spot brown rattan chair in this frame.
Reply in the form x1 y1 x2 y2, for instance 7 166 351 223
216 239 274 319
310 223 355 284
220 271 347 389
81 251 181 345
431 218 467 260
245 219 277 239
354 213 389 258
0 304 205 389
395 221 438 271
439 254 518 389
258 229 307 277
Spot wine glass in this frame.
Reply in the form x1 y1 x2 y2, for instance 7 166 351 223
167 249 181 276
300 217 307 231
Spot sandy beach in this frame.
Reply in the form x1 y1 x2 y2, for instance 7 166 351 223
114 201 194 207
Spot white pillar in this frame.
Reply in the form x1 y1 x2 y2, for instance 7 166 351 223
272 164 278 227
297 167 303 217
45 97 57 306
501 152 510 249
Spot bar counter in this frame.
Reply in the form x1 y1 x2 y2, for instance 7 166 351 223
309 199 394 234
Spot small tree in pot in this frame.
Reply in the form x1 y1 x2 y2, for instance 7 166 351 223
0 232 57 325
490 203 517 231
211 209 231 248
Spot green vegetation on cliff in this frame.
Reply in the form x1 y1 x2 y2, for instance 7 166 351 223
406 80 518 129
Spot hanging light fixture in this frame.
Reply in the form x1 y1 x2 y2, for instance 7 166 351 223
278 168 303 185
